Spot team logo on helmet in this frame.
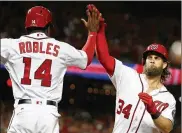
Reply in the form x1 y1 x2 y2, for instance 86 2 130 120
32 20 35 24
148 44 158 50
31 20 37 26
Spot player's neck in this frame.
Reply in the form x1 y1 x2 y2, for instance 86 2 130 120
27 30 49 36
145 75 163 91
29 30 46 34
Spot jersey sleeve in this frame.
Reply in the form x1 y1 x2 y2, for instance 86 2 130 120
161 95 176 124
62 42 88 69
110 58 137 91
0 38 12 64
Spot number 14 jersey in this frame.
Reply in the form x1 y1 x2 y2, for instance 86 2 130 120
0 32 88 103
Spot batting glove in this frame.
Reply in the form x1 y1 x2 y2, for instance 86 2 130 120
138 92 161 119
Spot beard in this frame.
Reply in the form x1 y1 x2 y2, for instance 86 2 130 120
144 64 163 76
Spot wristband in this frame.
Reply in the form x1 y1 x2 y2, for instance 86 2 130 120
151 112 161 119
89 32 97 36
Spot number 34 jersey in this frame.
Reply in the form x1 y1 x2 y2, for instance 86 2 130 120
0 32 88 103
110 59 176 133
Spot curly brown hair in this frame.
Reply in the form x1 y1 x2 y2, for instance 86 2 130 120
161 63 171 83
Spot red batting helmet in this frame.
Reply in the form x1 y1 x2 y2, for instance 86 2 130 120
25 6 52 29
142 43 168 65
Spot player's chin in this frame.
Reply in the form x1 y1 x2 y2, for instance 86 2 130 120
146 70 162 76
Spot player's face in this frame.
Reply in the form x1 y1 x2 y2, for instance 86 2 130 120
144 54 167 76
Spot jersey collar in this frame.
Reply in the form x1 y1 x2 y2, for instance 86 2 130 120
140 74 168 96
24 32 49 39
149 86 168 96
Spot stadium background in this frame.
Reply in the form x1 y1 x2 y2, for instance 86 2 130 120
0 1 181 133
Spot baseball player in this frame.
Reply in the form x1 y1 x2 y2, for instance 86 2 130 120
1 6 101 133
87 5 176 133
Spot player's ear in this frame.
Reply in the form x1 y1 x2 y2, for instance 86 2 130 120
162 61 167 69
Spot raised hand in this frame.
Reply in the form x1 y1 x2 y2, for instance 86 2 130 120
86 4 107 33
81 6 101 33
87 4 104 22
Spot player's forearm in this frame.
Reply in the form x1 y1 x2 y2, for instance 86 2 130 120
153 115 173 133
96 32 115 76
82 32 97 66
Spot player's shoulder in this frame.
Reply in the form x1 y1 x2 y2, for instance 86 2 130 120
115 58 138 73
2 36 24 41
168 92 176 103
52 39 73 49
161 86 176 103
1 37 19 46
1 38 12 42
54 39 71 45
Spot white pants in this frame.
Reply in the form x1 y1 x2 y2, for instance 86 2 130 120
7 103 60 133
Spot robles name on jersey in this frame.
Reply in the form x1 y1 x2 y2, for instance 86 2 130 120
19 41 60 57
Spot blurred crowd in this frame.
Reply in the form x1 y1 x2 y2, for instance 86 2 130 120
0 101 181 133
0 2 181 133
1 102 115 133
0 2 181 66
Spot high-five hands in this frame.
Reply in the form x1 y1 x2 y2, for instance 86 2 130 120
81 5 102 32
87 4 104 22
86 4 107 33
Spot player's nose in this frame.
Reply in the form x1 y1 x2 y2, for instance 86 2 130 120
149 59 155 64
149 57 155 64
